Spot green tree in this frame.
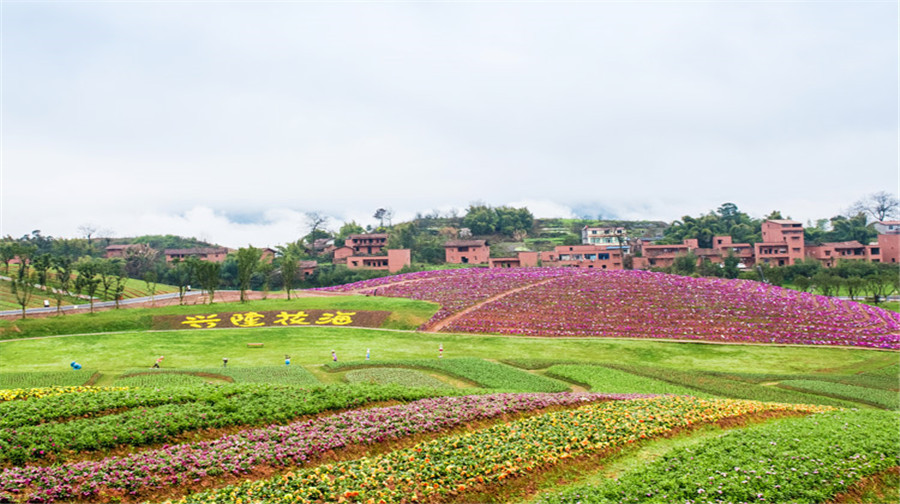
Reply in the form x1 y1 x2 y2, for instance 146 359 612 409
168 258 197 305
74 258 102 313
52 256 74 315
827 213 876 244
865 271 897 304
672 252 697 276
11 263 35 318
32 254 52 292
812 271 842 297
256 260 274 300
196 260 222 304
236 246 262 303
0 239 18 274
335 221 366 245
279 253 299 300
112 272 128 309
722 253 741 279
462 204 499 235
143 271 158 307
386 222 418 250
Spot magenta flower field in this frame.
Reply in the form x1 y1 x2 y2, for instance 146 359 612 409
324 269 900 349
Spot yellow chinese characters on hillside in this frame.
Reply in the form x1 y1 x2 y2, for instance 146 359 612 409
156 310 387 330
182 314 222 329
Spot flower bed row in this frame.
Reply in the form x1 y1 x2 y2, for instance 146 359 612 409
0 385 130 403
344 368 452 389
326 358 571 392
777 380 899 410
0 371 98 391
545 365 708 397
441 270 900 349
1 385 242 429
602 364 860 408
0 384 452 465
539 409 899 504
174 396 830 504
0 392 627 503
118 366 321 386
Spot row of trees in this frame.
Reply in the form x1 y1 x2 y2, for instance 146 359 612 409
661 193 898 249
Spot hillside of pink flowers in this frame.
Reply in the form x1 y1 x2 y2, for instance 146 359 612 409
321 269 900 349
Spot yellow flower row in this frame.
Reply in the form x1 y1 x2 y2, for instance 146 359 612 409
0 385 132 401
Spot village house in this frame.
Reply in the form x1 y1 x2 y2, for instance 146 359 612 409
444 240 490 265
345 249 411 273
104 244 150 259
164 247 231 263
754 220 805 266
540 244 624 270
488 252 540 269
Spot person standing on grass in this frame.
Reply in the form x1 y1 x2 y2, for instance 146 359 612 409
153 355 163 368
332 350 337 362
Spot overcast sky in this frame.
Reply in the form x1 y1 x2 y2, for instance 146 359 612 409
1 1 897 248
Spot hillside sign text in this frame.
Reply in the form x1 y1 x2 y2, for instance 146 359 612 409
152 310 391 330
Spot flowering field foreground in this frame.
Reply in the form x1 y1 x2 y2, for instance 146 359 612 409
539 409 899 504
0 384 452 465
0 392 630 503
175 396 830 504
324 269 900 349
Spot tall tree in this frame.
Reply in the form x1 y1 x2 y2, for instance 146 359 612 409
304 212 331 249
168 258 196 305
31 254 52 292
279 252 299 300
236 246 262 303
11 262 35 318
143 271 158 307
0 240 18 275
851 191 899 222
52 256 74 315
196 260 222 304
74 258 102 313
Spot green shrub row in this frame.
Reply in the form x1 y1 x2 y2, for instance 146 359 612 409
119 366 320 386
0 370 97 389
778 380 899 410
603 364 861 408
326 358 570 392
344 368 452 389
0 384 242 429
545 365 710 397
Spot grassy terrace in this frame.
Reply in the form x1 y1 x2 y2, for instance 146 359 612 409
0 295 439 339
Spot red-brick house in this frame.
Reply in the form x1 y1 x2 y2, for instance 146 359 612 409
540 245 623 270
489 252 540 269
346 249 410 273
444 240 490 264
164 247 231 263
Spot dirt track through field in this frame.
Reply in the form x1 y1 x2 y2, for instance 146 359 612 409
424 278 557 332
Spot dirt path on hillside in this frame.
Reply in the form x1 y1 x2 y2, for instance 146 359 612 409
424 278 557 332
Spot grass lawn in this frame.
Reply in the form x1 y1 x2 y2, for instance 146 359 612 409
0 295 440 339
0 325 893 380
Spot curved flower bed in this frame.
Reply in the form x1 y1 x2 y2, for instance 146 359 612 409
175 396 830 504
325 269 900 349
0 393 633 503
